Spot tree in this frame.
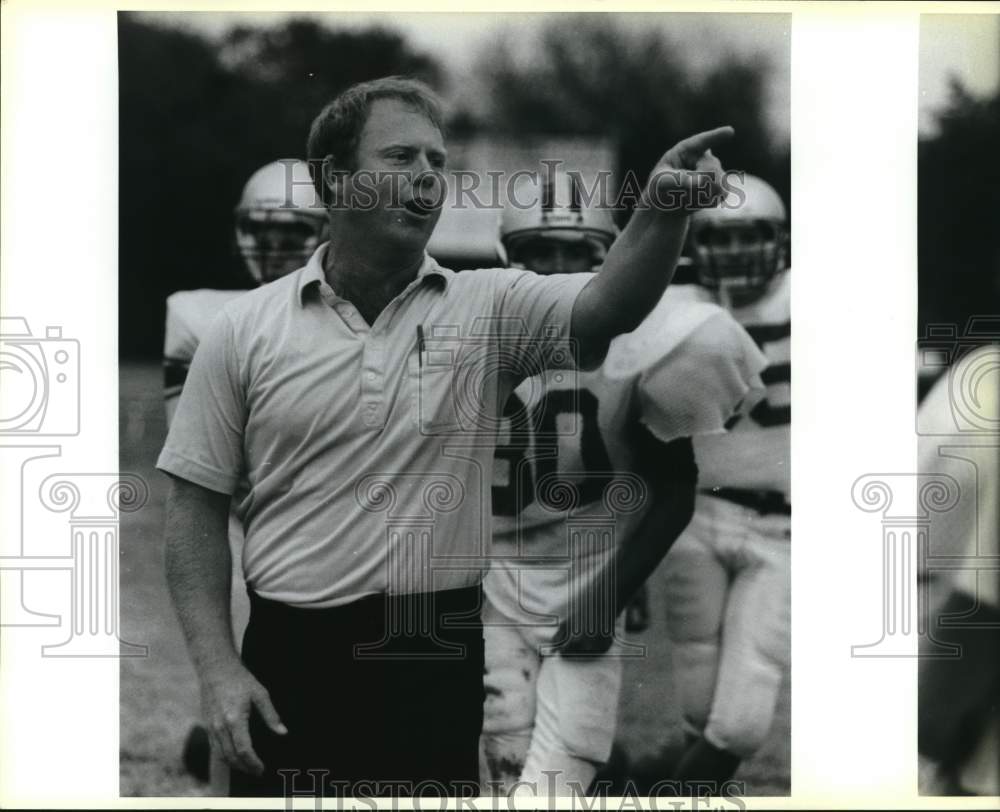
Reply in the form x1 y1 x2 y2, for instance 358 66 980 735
477 15 789 216
118 15 444 358
219 20 443 157
918 79 1000 339
119 13 260 358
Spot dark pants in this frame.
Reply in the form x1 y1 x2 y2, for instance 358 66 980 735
919 588 1000 770
230 585 485 798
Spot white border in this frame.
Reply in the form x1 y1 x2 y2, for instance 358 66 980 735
3 1 1000 809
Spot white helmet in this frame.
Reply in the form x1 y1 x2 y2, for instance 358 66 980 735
689 174 788 301
234 160 328 285
497 168 618 270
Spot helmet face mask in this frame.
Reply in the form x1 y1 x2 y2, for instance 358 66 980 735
498 169 617 273
690 217 787 302
235 208 327 284
234 160 329 286
689 174 788 307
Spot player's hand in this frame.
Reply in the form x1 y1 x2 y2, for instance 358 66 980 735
199 661 287 776
644 126 735 213
552 616 615 659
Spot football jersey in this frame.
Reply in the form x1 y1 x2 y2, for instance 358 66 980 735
484 288 768 623
164 289 249 422
678 271 791 495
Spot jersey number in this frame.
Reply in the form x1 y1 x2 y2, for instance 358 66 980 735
492 389 614 516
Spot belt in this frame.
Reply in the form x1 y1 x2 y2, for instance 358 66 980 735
247 583 483 619
244 585 484 657
703 487 791 516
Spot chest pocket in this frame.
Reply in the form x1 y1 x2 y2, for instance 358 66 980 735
410 354 462 434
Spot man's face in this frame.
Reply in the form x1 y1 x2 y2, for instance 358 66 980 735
342 98 446 254
513 236 597 275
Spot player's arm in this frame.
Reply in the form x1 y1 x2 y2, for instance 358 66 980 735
163 352 191 429
165 474 286 776
570 127 734 368
163 294 194 430
612 436 698 613
554 436 697 657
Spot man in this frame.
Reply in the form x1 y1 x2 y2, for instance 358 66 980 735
158 76 735 797
916 344 999 796
480 169 768 798
164 159 328 788
634 174 791 790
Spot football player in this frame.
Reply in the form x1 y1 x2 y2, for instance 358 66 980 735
633 174 791 790
164 159 328 424
917 344 999 796
480 169 768 798
167 159 327 789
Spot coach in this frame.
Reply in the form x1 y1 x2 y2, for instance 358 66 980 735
158 76 732 797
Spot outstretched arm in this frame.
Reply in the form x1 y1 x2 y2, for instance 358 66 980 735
571 127 734 367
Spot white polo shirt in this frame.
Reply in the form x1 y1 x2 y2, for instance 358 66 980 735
157 244 592 608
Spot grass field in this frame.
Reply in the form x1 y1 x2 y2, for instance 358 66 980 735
119 360 790 797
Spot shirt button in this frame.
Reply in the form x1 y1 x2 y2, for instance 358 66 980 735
367 372 377 381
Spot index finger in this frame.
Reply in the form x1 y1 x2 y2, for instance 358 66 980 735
676 126 735 162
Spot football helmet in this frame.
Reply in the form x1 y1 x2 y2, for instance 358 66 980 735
498 168 618 272
689 174 788 304
234 160 328 285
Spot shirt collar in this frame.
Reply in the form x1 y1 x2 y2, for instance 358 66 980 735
297 242 451 306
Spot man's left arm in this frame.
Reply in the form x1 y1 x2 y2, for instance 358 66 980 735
571 127 734 368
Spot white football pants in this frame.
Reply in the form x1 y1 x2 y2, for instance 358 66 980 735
660 493 790 757
479 597 624 799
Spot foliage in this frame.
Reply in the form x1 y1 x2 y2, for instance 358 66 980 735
918 79 1000 336
118 14 444 357
477 16 790 219
119 13 800 357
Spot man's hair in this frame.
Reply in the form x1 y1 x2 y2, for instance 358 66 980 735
306 76 445 197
